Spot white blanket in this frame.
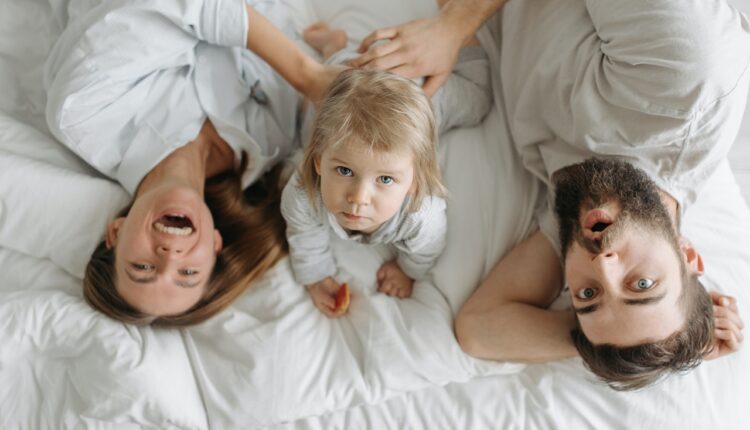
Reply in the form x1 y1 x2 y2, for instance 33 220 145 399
1 0 749 428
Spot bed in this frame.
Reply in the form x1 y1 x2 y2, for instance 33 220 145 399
1 0 749 428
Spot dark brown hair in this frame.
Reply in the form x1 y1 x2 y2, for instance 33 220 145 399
572 270 714 391
83 164 287 326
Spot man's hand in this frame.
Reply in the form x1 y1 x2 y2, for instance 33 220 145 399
306 277 345 317
377 260 414 298
350 15 464 96
705 291 744 360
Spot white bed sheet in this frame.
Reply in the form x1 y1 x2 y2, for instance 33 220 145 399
0 0 748 429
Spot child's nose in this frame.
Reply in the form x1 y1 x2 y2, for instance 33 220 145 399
347 182 369 205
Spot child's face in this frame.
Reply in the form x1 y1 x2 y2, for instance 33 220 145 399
316 142 415 234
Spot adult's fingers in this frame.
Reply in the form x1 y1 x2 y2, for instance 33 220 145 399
714 317 744 343
358 27 399 53
715 328 742 351
714 305 744 329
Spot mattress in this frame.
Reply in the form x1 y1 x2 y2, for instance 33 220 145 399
0 0 748 428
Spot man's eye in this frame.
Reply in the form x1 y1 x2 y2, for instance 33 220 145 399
336 166 352 176
636 278 655 290
378 176 394 185
132 263 154 271
576 287 597 300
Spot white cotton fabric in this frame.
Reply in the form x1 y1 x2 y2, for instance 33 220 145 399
0 0 749 428
44 0 300 194
490 0 750 252
281 172 448 285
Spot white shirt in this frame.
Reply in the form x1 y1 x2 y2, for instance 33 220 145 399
488 0 750 252
45 0 300 194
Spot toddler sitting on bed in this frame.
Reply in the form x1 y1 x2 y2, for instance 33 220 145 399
280 24 491 317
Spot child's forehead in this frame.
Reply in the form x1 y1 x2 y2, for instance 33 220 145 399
324 140 413 169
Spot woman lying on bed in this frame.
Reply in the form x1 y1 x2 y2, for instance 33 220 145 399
44 0 341 325
354 0 749 389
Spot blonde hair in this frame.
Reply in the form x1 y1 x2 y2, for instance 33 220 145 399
301 68 447 212
83 162 288 326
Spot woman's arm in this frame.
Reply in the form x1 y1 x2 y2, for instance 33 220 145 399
351 0 507 95
245 6 342 103
455 230 578 363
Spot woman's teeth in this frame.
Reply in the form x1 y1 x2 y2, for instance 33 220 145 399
155 222 193 236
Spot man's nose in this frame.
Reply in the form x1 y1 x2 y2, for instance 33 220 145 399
592 250 621 288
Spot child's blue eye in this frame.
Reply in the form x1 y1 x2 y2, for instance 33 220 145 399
379 176 394 185
336 166 352 176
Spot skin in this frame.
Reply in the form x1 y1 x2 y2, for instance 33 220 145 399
102 5 344 317
455 194 743 362
351 0 506 95
306 142 417 317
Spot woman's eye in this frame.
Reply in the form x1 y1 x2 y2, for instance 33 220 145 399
635 278 655 290
336 166 352 176
378 176 394 185
179 269 198 276
576 287 597 300
133 263 154 271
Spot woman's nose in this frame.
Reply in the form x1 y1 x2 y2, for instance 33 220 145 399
156 244 183 256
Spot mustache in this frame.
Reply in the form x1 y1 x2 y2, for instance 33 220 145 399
575 218 627 254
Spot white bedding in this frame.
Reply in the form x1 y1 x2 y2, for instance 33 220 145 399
0 0 748 429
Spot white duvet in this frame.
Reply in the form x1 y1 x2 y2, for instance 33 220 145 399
1 0 749 429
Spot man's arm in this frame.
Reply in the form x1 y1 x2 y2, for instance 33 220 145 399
455 230 578 363
351 0 507 95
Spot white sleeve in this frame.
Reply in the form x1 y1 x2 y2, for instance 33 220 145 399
280 174 337 285
394 198 448 281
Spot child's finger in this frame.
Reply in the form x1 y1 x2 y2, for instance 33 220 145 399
317 294 335 310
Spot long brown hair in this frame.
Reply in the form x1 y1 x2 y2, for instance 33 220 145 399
83 164 288 326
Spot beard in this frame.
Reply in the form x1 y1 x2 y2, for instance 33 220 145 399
552 158 678 258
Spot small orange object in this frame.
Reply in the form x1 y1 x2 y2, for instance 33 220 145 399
333 283 351 315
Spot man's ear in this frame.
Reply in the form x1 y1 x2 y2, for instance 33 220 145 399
106 218 126 249
679 236 704 276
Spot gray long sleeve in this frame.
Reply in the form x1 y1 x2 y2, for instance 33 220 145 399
281 172 447 285
432 45 493 134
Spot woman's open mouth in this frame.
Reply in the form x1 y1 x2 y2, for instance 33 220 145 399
153 212 195 236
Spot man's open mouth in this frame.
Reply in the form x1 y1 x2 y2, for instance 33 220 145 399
154 213 194 236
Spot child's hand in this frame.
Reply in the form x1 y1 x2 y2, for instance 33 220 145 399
306 277 344 317
377 261 414 299
705 291 744 360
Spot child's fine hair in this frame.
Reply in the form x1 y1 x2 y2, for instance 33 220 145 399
300 68 448 212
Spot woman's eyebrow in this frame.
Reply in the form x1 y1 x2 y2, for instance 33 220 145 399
125 270 156 284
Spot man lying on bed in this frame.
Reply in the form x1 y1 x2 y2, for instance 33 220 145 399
352 0 750 389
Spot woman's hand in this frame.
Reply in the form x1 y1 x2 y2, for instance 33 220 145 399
306 276 345 317
377 260 414 299
704 291 744 360
300 63 347 105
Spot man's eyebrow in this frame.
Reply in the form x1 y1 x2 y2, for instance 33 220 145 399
573 292 668 315
573 303 599 315
623 293 667 306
